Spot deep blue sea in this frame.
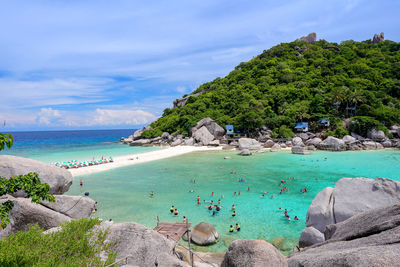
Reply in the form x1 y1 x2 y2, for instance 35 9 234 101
0 129 160 163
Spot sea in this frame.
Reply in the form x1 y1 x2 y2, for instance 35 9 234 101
2 129 400 254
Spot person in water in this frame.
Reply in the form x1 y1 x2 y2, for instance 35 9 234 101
232 204 236 210
170 205 175 213
232 210 236 217
212 211 216 216
218 199 221 205
235 223 241 232
211 192 214 196
80 179 83 187
294 216 299 221
174 209 178 215
216 206 221 212
150 191 154 198
229 225 234 232
208 205 213 211
183 216 187 223
234 192 237 196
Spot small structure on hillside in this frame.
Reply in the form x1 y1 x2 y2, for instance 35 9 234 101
318 118 330 127
295 122 309 132
225 125 246 138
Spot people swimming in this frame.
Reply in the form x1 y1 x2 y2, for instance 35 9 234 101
170 205 175 213
232 204 236 210
174 209 179 215
211 192 214 196
218 199 221 205
189 190 195 193
150 191 154 198
294 216 299 221
183 216 187 223
232 210 236 217
229 225 234 232
235 223 241 232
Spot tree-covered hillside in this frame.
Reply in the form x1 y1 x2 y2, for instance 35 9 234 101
145 38 400 138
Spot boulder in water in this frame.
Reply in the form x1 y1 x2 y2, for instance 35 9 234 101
238 138 262 150
317 136 345 151
190 222 219 245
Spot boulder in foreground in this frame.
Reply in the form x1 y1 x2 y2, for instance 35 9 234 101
0 155 72 195
221 239 287 267
190 222 219 245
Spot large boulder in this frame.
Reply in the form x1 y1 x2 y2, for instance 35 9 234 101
382 140 392 147
299 226 325 248
298 133 309 141
40 195 95 219
238 149 252 156
171 138 183 146
101 222 187 267
133 129 144 140
367 129 386 141
190 222 219 246
130 139 151 146
306 177 400 235
270 143 281 152
362 141 383 150
0 197 71 238
192 117 225 139
291 146 310 155
238 138 262 150
372 32 385 43
0 155 72 195
193 126 215 146
288 204 400 267
264 139 275 148
317 136 346 151
221 239 287 267
305 137 322 146
342 135 356 144
292 137 304 147
299 32 317 43
184 138 195 146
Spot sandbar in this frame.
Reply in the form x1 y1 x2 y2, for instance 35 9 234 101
68 145 222 177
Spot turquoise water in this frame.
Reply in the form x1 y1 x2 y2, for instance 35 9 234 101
66 149 400 254
1 130 161 163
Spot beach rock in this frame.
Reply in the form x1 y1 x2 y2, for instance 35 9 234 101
184 138 195 146
382 140 392 147
299 32 317 43
0 197 71 237
161 132 170 139
101 222 186 267
238 149 252 156
298 133 309 141
306 177 400 235
229 141 238 147
221 239 287 267
367 129 386 141
291 146 310 155
133 129 144 140
171 139 183 146
288 204 400 267
306 187 335 232
292 137 304 147
351 132 364 140
238 138 261 150
208 140 220 146
372 32 384 43
305 137 322 146
264 139 275 148
0 155 72 195
299 226 325 248
307 145 316 151
40 195 96 219
173 92 202 108
342 135 356 144
190 222 219 246
222 145 235 150
224 156 232 160
270 143 281 152
256 148 267 153
286 140 292 146
280 143 287 148
317 136 345 151
193 126 214 146
193 118 225 139
121 137 133 144
362 141 383 150
130 139 151 146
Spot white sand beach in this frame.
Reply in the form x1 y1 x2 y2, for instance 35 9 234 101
68 145 222 176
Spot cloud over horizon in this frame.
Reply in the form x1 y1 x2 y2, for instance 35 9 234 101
0 0 399 130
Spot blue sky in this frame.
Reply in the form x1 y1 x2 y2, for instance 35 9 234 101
0 0 399 131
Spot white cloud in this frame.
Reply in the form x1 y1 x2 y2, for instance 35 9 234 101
36 107 62 125
88 109 156 126
175 86 187 94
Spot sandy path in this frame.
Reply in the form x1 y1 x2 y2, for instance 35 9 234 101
68 145 222 177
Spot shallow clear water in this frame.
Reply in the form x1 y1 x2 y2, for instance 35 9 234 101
1 129 161 163
66 149 400 254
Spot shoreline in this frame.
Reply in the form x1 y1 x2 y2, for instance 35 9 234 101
68 145 222 176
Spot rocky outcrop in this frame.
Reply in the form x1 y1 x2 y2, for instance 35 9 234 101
221 239 287 267
270 143 281 152
342 135 356 144
305 137 322 146
291 146 310 155
133 129 144 140
190 222 219 246
192 117 225 140
130 139 151 146
101 222 188 267
40 195 95 219
264 139 275 148
173 92 202 108
299 32 317 44
238 149 252 156
288 204 400 267
299 226 325 248
367 128 386 141
0 155 72 195
362 140 383 150
317 136 346 151
292 137 304 147
238 138 262 150
303 177 400 246
193 126 215 146
372 32 384 43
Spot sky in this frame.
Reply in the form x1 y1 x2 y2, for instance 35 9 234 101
0 0 399 131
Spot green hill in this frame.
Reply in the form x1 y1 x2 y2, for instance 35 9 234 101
144 36 400 139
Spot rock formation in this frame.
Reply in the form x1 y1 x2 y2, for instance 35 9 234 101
238 138 262 150
190 222 219 246
299 32 317 44
291 146 310 155
317 136 346 151
173 92 202 108
372 32 384 43
221 239 287 267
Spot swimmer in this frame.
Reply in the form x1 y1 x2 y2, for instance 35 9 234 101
235 223 241 232
80 179 83 187
232 211 236 217
232 204 236 210
150 191 154 198
208 205 213 211
189 190 195 193
218 199 221 205
197 195 200 202
212 211 216 216
248 187 250 191
170 205 175 213
211 192 214 196
221 195 224 198
183 216 187 223
294 216 299 221
216 206 221 211
238 191 241 195
261 194 265 198
229 225 234 232
174 209 178 215
234 192 237 196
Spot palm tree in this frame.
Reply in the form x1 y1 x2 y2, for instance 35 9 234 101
349 90 366 115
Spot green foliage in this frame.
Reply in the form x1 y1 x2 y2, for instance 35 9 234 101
143 39 400 135
349 116 388 137
333 127 349 138
0 218 117 266
278 125 295 138
141 129 163 139
0 133 13 151
323 131 336 139
0 173 55 229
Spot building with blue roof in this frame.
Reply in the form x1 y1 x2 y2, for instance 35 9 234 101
294 122 309 132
